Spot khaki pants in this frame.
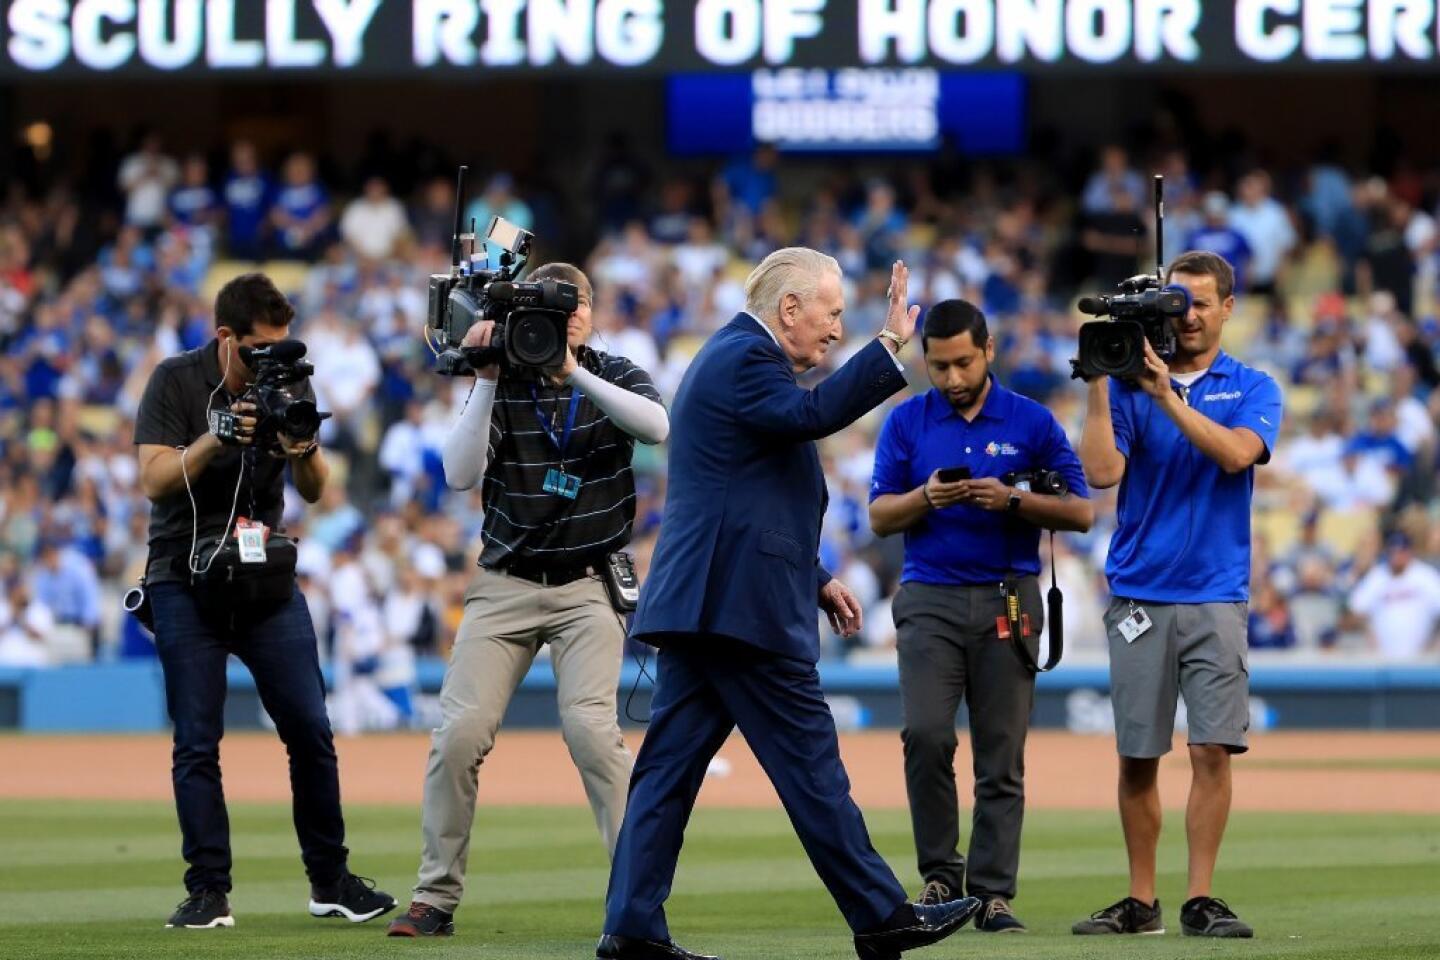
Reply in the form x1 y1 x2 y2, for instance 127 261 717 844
414 568 632 912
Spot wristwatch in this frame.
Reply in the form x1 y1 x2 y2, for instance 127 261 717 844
1006 490 1023 512
877 328 908 350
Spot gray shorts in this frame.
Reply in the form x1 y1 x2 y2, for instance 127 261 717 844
1105 598 1250 758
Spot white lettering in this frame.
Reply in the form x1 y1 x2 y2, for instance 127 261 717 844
413 0 477 66
138 0 202 69
859 0 924 63
528 0 593 64
929 0 993 63
73 0 135 70
1235 0 1299 61
595 0 663 66
479 0 525 65
1067 0 1130 61
207 0 263 67
267 0 324 67
997 0 1062 62
1304 0 1364 59
1367 0 1432 59
8 0 72 70
1134 0 1199 61
314 0 380 66
764 0 825 62
695 0 761 65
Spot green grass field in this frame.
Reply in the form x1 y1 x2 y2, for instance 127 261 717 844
1 800 1436 960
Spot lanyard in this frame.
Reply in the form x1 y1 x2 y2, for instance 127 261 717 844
531 384 583 460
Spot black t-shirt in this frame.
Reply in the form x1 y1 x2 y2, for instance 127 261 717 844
133 339 309 583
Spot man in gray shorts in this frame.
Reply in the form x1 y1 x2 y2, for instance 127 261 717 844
1076 251 1282 938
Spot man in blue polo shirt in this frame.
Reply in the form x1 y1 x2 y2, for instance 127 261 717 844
870 299 1093 933
1075 250 1282 940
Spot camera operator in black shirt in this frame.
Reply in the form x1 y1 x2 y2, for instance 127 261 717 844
388 262 669 938
133 273 394 930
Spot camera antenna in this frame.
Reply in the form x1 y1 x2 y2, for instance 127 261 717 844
1153 174 1165 286
450 165 468 272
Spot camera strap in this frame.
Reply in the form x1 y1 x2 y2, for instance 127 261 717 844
1010 530 1064 674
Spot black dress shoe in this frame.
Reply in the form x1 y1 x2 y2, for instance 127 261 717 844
853 897 982 960
595 933 721 960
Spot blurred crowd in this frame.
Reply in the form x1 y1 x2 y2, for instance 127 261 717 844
3 126 1440 697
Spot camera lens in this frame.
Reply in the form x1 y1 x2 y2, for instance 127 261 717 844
282 399 324 440
1095 331 1134 375
122 587 145 612
509 311 564 366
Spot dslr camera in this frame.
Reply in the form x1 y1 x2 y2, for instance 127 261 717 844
427 168 578 376
210 340 330 450
1072 174 1192 382
1002 469 1069 497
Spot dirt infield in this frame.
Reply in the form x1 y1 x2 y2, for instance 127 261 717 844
2 730 1436 814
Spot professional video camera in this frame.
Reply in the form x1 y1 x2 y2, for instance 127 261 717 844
234 340 330 448
427 167 578 376
1072 176 1192 382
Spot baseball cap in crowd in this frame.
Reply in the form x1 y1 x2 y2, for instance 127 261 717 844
1384 531 1413 552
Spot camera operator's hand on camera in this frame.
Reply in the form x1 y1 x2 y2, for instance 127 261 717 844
555 344 579 380
213 401 257 446
1137 339 1175 401
819 578 863 638
959 477 1012 512
275 433 319 460
881 260 921 349
461 320 501 381
923 469 969 509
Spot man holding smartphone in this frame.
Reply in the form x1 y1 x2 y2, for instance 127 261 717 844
869 300 1093 932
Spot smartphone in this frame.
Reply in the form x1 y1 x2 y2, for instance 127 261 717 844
937 466 971 483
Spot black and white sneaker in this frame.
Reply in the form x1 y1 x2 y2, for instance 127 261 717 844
1182 897 1253 938
308 872 397 923
165 890 234 929
1072 897 1164 935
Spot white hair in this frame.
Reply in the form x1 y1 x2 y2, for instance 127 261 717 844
744 247 842 322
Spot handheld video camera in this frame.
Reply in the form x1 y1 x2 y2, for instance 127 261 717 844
234 340 330 447
427 167 578 376
1072 176 1192 382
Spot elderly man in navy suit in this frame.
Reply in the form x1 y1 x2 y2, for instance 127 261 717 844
596 249 981 960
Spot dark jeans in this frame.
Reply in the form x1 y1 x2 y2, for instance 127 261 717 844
150 582 348 894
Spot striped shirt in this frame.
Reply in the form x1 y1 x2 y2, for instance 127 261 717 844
478 347 660 569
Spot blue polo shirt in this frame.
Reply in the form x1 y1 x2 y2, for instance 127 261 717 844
1107 350 1283 603
870 377 1089 586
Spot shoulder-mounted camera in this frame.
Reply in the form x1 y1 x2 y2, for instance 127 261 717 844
1072 175 1192 382
426 166 578 376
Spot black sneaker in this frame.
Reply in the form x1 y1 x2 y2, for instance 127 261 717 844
387 900 455 937
1182 897 1253 938
308 872 397 923
916 879 954 907
165 890 234 929
1072 897 1164 935
974 896 1026 933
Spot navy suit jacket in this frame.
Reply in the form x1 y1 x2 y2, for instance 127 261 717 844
631 313 908 662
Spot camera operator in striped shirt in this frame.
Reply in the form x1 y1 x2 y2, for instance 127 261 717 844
389 262 668 938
